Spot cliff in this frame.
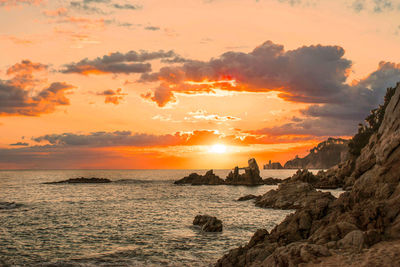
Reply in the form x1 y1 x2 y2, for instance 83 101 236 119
284 137 349 169
216 82 400 266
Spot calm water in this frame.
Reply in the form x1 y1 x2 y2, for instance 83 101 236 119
0 169 328 266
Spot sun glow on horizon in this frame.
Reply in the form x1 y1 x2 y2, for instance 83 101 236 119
209 144 227 154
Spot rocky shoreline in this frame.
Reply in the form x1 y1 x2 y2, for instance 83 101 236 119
215 83 400 266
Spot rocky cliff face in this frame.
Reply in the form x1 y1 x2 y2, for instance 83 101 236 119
284 138 349 169
215 82 400 266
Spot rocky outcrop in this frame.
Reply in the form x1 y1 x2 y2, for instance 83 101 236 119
288 169 345 189
284 138 349 169
237 194 259 201
174 170 225 185
215 83 400 266
174 158 265 186
44 177 112 184
263 177 285 185
226 158 264 186
193 215 223 232
0 202 23 210
255 181 335 210
263 160 283 169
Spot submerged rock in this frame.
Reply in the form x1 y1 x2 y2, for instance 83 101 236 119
174 170 225 185
193 215 223 232
44 177 112 184
0 202 23 210
237 194 259 201
263 177 284 185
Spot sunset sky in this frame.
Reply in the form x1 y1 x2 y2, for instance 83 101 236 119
1 0 400 169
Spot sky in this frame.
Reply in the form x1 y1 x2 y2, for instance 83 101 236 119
0 0 400 169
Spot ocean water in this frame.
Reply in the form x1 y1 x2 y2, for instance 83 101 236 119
0 169 334 266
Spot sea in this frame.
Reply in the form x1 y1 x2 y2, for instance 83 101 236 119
0 169 343 266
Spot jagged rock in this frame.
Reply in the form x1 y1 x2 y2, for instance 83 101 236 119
215 83 400 267
237 194 259 201
263 177 284 185
174 170 225 185
193 215 223 232
263 160 283 169
226 158 264 186
0 202 23 210
44 177 112 184
255 181 335 210
284 138 349 169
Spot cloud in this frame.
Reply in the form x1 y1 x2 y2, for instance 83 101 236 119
42 7 68 17
1 35 34 45
185 110 241 123
61 50 181 75
0 60 75 116
144 26 160 31
0 0 42 8
113 3 141 10
9 142 29 146
97 88 126 104
139 40 354 106
350 0 396 13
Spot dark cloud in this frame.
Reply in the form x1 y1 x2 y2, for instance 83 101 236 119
351 0 396 13
139 40 353 106
61 50 181 75
113 3 141 10
9 142 29 146
0 60 75 116
96 88 126 104
144 26 160 31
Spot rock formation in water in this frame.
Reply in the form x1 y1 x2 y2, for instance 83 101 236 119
215 83 400 266
237 194 259 201
0 202 23 210
225 158 264 186
263 160 284 169
174 170 225 185
193 215 223 232
174 158 267 186
44 177 112 184
284 137 349 169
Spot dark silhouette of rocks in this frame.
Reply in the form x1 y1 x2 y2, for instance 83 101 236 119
0 202 23 210
215 83 400 266
174 170 225 185
263 160 283 169
174 158 269 186
193 215 223 232
284 137 349 169
263 177 284 185
226 158 264 186
44 177 112 184
237 194 259 201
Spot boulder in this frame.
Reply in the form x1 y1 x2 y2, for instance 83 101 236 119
193 215 223 232
263 177 284 185
174 170 225 185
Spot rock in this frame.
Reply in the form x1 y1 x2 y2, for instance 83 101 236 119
255 181 335 210
284 137 349 169
263 177 284 185
44 177 112 184
237 194 259 201
174 170 225 185
225 158 264 186
263 160 283 169
0 202 23 210
215 83 400 266
337 230 365 251
193 215 222 232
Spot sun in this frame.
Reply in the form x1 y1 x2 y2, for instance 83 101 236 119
209 144 227 154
